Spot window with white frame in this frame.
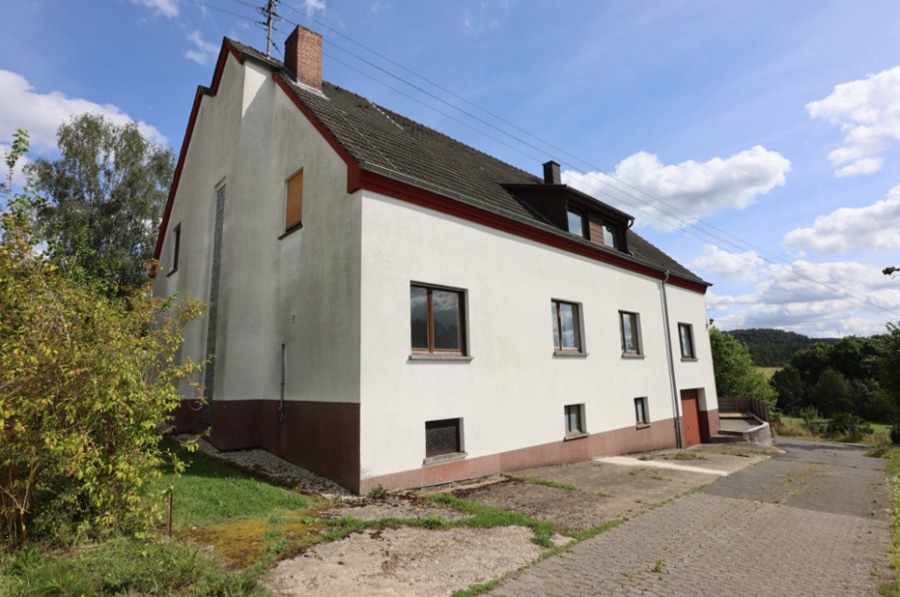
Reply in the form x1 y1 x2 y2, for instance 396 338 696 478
634 397 649 425
565 404 586 436
678 323 696 359
552 300 584 354
619 311 642 355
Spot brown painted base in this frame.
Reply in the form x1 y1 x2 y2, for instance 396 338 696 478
171 398 360 493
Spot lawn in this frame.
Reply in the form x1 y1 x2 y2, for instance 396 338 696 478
0 445 323 596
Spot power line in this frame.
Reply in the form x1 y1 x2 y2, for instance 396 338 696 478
189 1 900 321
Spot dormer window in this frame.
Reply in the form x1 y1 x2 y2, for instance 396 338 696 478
567 208 588 238
602 223 619 249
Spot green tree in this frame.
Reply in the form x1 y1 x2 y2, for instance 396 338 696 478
709 328 778 406
811 368 852 417
770 365 805 415
880 323 900 425
29 113 174 292
0 137 201 548
2 129 29 204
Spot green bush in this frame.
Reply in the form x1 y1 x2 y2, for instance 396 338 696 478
826 413 872 442
0 194 202 548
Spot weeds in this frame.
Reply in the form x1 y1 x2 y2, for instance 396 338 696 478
519 477 577 491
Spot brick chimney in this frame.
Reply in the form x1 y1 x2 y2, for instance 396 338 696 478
285 26 323 89
543 160 561 184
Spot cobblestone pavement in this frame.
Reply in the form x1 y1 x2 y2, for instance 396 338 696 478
490 439 892 597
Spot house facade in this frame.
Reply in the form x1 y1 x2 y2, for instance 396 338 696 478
153 25 719 494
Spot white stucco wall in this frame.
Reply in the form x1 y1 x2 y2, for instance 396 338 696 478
357 194 716 480
154 54 361 407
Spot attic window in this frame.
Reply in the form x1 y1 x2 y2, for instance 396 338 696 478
602 223 619 249
567 208 587 239
285 169 304 231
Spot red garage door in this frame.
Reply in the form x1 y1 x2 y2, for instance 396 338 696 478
681 389 702 447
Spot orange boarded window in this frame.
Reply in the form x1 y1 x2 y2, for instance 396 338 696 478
286 169 303 230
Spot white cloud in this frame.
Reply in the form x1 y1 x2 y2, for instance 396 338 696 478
185 30 219 66
709 259 900 337
0 69 168 155
807 66 900 177
371 2 392 12
130 0 179 18
784 184 900 253
690 245 764 282
302 0 326 17
563 146 790 230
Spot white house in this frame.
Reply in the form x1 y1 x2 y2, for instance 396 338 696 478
153 25 720 494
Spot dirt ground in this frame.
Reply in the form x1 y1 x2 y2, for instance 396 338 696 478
262 443 775 597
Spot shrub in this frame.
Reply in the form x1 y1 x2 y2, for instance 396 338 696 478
0 195 202 548
826 413 872 442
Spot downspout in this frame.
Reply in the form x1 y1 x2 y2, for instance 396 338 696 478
279 343 286 423
660 270 683 448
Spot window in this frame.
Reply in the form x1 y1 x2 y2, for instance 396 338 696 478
619 311 642 355
410 284 466 355
169 224 181 275
678 323 696 359
567 208 587 238
565 404 586 436
552 300 583 353
602 224 619 249
634 397 649 425
425 418 462 458
285 169 304 231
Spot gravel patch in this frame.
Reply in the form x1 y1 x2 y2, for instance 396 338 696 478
177 435 356 499
264 526 543 597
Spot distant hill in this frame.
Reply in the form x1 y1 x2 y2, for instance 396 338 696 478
724 328 838 367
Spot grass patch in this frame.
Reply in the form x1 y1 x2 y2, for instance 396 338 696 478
0 536 265 596
881 447 900 596
775 416 890 446
452 578 502 597
756 367 781 380
156 450 315 530
518 476 577 491
425 494 557 548
664 451 705 461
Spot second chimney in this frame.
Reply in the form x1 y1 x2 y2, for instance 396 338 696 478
543 161 561 185
285 26 323 90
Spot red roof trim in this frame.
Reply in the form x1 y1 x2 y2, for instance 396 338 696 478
272 74 362 193
152 42 244 275
356 169 707 294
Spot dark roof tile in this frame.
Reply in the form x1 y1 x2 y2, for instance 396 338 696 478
228 38 707 286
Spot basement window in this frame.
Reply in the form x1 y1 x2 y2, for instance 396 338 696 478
635 397 649 426
565 404 587 436
425 418 465 462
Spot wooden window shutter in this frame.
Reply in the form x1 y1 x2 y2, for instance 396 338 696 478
286 169 304 229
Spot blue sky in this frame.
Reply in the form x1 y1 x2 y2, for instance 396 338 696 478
3 0 900 338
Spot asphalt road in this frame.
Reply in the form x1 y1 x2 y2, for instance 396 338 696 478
490 439 892 596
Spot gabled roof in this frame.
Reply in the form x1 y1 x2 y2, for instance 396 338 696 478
156 36 708 290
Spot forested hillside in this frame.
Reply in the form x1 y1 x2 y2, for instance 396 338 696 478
725 328 837 367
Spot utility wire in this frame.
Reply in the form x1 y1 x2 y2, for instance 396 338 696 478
191 0 900 319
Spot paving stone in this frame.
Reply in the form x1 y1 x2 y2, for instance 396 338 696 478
490 439 891 597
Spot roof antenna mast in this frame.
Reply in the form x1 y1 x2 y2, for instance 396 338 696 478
258 0 281 57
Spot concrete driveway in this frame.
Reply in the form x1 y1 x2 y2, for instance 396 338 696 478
489 438 892 596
